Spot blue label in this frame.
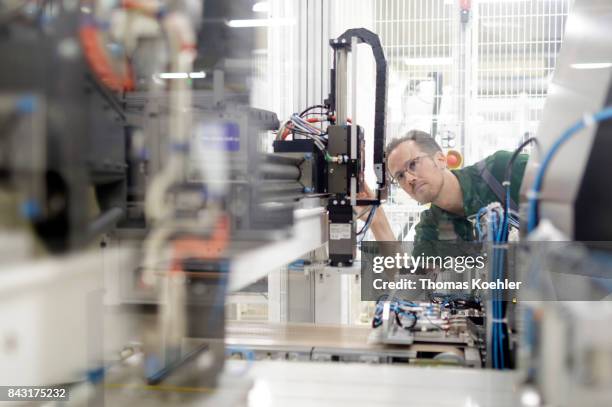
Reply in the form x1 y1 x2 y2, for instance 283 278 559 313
195 122 240 152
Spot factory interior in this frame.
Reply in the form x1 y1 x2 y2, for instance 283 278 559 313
2 0 612 405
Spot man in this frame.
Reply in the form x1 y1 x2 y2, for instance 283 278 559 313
360 130 528 254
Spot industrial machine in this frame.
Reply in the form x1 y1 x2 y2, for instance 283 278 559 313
273 28 388 267
0 0 389 396
2 0 612 406
0 0 295 392
516 0 612 405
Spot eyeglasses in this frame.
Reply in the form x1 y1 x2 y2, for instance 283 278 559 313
389 154 432 185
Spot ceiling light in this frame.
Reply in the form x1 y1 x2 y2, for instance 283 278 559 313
189 71 206 79
570 62 612 70
226 18 294 28
157 72 207 80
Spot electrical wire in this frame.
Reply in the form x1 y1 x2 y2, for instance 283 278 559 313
355 206 371 221
372 296 419 329
299 104 329 117
503 137 539 218
475 203 508 369
527 107 612 232
357 205 377 240
276 112 328 152
484 205 507 369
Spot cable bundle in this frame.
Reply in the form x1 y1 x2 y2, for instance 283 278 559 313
276 104 332 151
371 295 419 329
476 203 508 369
357 205 378 242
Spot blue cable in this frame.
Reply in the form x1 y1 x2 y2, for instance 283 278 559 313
477 201 511 369
527 106 612 232
488 211 497 368
495 212 506 369
358 205 378 242
494 208 508 369
496 215 503 368
488 209 508 369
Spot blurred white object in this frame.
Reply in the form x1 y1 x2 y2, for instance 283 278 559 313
0 231 32 265
0 249 131 385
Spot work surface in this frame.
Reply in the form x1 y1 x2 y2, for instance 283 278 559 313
226 321 374 348
225 321 472 358
239 360 518 407
103 360 517 407
101 321 515 406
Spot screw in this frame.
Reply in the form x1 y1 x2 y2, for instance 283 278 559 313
340 200 345 205
333 200 338 205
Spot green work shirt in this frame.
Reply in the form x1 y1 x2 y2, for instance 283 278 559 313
412 150 528 257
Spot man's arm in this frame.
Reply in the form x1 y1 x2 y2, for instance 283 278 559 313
369 206 396 241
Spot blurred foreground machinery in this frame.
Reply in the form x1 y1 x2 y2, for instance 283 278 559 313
0 0 301 394
518 0 612 405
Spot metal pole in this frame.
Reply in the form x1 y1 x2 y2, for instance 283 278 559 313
335 47 349 125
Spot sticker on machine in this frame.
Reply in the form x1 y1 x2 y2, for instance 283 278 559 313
330 223 351 240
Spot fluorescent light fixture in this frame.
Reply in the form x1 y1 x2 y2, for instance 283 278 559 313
570 62 612 70
157 72 207 80
226 18 294 28
252 1 269 13
404 57 453 66
159 72 188 79
189 71 206 79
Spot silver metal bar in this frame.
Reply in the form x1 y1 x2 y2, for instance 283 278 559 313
335 48 348 125
350 36 358 160
350 35 358 205
229 206 328 292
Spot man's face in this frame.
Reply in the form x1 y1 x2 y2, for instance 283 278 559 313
387 141 447 204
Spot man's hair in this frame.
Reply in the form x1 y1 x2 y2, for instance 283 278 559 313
385 130 442 157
